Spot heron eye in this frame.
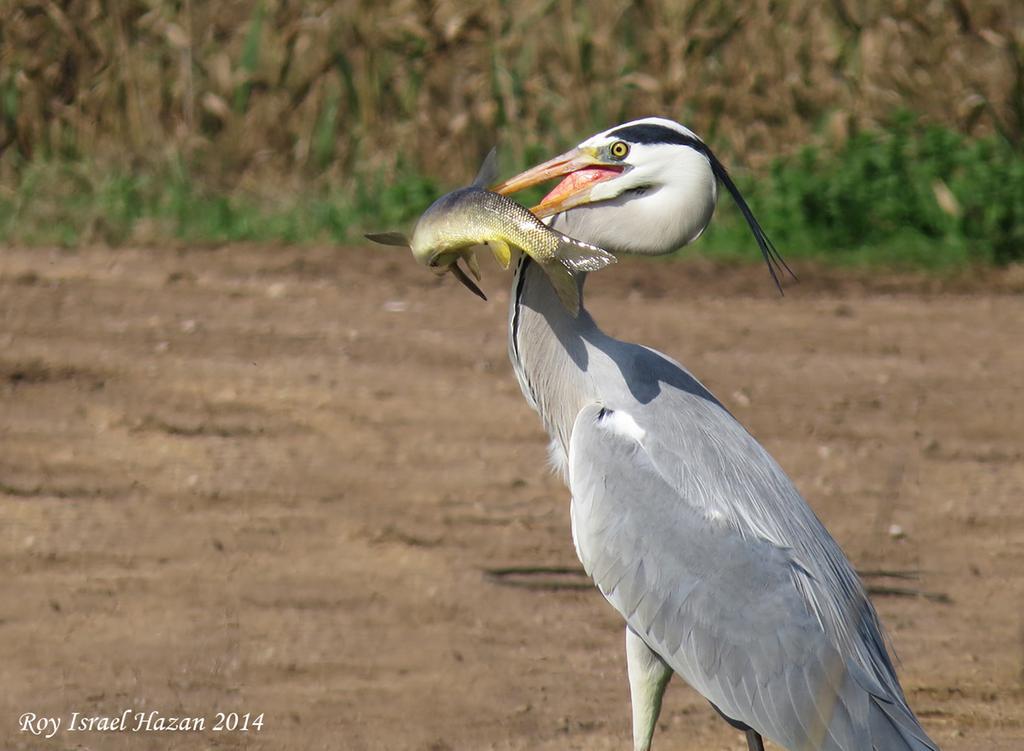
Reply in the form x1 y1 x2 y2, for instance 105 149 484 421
610 140 629 159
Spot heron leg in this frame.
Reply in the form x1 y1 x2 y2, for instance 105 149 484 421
710 702 765 751
745 729 765 751
626 626 672 751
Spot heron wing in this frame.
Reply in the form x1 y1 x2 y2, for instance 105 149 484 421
589 341 906 689
568 401 935 750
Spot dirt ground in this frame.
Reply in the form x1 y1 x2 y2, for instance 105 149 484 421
1 244 1022 750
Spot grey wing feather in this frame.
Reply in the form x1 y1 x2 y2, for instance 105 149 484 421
567 401 938 751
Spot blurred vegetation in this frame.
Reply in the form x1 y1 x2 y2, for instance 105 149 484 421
1 1 1022 266
703 113 1024 268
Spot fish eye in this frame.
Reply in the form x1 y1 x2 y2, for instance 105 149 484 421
610 140 629 159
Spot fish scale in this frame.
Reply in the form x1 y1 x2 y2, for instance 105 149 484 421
366 148 616 316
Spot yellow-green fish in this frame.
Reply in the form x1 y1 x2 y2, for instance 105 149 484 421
365 148 616 315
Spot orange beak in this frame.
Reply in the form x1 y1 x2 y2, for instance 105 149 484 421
491 147 625 219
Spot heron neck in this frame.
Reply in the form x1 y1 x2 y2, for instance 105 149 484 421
508 257 603 454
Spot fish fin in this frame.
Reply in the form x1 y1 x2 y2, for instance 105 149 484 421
364 231 409 247
488 239 512 270
450 261 488 301
471 147 499 188
465 250 482 281
541 262 581 317
554 235 617 273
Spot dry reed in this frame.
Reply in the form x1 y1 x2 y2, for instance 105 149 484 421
1 0 1022 191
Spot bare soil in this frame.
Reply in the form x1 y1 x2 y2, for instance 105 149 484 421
1 245 1022 750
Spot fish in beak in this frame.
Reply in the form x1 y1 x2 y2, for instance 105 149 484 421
364 231 488 300
364 148 616 314
491 147 625 218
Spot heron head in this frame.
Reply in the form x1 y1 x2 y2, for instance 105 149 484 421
492 117 717 256
493 116 792 288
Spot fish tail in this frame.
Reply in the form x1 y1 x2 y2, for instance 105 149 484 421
539 261 581 317
535 236 615 316
553 235 617 273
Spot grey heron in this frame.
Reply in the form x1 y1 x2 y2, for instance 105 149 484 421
488 117 939 751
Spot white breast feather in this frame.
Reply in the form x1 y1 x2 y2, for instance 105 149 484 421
598 409 646 443
547 438 569 480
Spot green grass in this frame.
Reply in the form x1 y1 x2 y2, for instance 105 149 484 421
0 158 438 248
700 113 1024 269
1 114 1022 270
